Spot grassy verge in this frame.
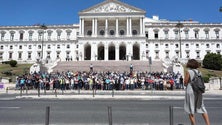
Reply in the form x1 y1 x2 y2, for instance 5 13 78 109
0 64 32 83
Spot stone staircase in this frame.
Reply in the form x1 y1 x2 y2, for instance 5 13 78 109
52 60 164 73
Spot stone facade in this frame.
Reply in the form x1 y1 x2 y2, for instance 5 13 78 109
0 0 221 63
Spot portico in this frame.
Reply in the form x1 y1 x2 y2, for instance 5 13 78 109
78 0 146 61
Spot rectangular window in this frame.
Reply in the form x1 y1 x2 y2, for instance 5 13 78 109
216 44 220 48
20 33 23 40
216 31 219 39
28 45 32 49
175 44 179 48
9 52 12 59
18 53 22 59
47 45 51 49
67 32 71 40
155 44 159 48
205 31 209 39
186 51 190 58
37 52 41 58
165 51 169 59
154 32 158 39
145 31 149 38
176 51 179 57
0 53 3 60
10 45 13 49
155 51 159 59
29 33 33 41
0 45 3 50
10 34 14 41
57 45 60 49
196 51 200 59
175 31 179 39
67 44 70 49
56 52 60 59
196 44 199 48
1 33 5 41
47 52 51 59
19 45 22 49
164 31 168 39
195 31 199 39
28 52 32 59
57 33 61 40
185 31 189 39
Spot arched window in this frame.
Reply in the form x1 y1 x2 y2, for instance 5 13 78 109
132 30 137 35
87 30 92 36
120 30 125 35
100 30 105 35
110 30 115 35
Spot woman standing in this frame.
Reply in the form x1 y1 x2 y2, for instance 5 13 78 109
184 59 210 125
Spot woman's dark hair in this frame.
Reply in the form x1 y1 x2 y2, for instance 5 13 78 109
186 59 200 69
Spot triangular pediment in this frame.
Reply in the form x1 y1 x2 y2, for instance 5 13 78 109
79 0 145 14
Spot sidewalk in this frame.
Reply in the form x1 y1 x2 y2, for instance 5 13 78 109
1 87 221 100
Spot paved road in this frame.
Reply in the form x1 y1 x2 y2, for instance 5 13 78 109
0 99 221 125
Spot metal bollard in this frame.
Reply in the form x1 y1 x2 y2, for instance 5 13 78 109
6 87 8 94
44 87 46 95
20 87 22 97
169 106 174 125
55 89 57 97
93 88 95 97
45 106 50 125
38 87 40 97
78 86 80 94
108 106 112 125
112 88 114 97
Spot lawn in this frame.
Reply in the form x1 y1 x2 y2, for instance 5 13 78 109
0 64 32 83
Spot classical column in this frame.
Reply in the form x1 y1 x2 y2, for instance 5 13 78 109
115 44 119 61
95 18 98 36
105 43 108 61
79 18 82 35
91 42 97 61
142 17 145 35
126 18 129 36
105 19 108 37
140 17 143 36
129 17 132 36
82 18 85 36
126 42 132 61
116 18 119 37
92 18 95 36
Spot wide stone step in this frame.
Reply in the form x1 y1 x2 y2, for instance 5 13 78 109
53 61 163 73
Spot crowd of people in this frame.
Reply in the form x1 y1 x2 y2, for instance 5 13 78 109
15 69 184 91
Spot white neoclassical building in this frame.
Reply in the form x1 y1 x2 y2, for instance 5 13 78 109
0 0 222 63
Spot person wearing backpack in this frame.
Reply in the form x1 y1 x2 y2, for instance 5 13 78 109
184 59 210 125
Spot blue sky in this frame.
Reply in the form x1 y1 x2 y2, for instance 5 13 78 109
0 0 221 26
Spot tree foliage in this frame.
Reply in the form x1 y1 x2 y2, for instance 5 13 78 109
202 53 222 70
9 60 17 67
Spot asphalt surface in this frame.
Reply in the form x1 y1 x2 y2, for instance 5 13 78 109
0 89 222 125
0 99 221 125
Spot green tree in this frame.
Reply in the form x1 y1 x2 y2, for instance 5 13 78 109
203 53 222 70
9 60 17 67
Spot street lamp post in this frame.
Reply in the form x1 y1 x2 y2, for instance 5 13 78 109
39 24 47 72
176 22 184 59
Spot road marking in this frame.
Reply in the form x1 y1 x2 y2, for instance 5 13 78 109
0 107 20 109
